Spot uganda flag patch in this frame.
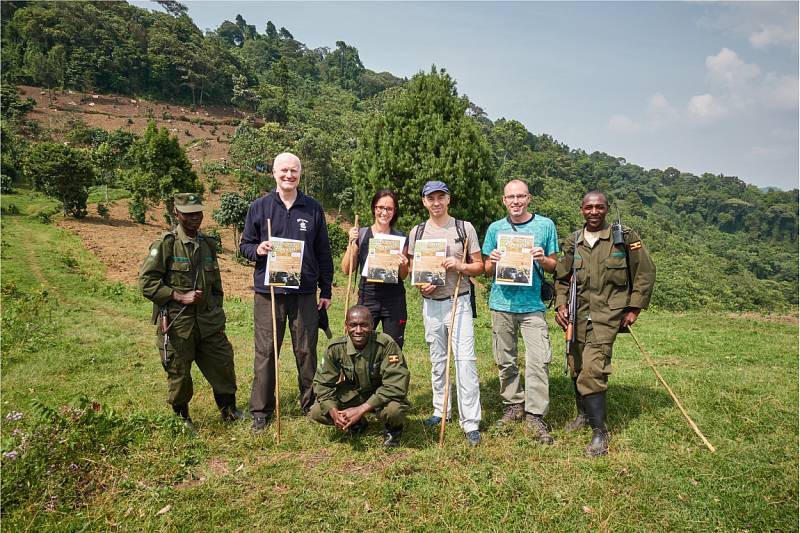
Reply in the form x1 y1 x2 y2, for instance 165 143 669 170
629 241 642 251
388 354 400 364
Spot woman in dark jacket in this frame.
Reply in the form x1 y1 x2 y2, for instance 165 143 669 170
341 189 409 347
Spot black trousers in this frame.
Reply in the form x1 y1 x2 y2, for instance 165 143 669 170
358 291 407 348
249 292 318 416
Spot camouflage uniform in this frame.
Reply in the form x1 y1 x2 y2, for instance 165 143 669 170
139 194 238 422
309 332 410 429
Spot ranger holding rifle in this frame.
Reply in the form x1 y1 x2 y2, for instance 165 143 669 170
139 193 242 430
554 191 655 456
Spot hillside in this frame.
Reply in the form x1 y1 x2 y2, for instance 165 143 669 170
1 0 797 312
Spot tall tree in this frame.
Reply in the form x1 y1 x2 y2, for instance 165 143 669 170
352 67 498 232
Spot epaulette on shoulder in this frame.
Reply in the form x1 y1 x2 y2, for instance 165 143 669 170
375 332 395 346
329 335 348 346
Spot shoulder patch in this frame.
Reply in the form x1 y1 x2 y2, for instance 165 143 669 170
387 354 400 364
629 241 642 251
150 248 159 257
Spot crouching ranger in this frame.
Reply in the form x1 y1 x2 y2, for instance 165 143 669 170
309 305 411 447
139 193 242 430
554 191 655 456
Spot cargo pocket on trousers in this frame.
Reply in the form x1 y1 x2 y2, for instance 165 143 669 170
540 327 552 365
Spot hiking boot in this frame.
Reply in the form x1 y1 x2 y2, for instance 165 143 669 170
525 413 555 445
465 430 481 447
423 415 443 428
252 415 270 433
348 418 368 436
584 391 610 457
495 403 524 426
383 424 403 448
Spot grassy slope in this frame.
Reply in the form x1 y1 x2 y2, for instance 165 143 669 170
1 190 797 531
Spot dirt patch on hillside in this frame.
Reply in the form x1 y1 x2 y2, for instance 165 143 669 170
57 200 257 299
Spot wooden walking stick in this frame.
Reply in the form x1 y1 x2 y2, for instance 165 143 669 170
439 240 469 448
628 326 716 453
267 219 281 444
343 215 359 332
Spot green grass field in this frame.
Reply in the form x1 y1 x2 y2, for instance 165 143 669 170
2 191 797 531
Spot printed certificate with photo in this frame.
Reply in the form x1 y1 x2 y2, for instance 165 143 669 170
361 234 405 284
265 238 304 288
412 238 447 286
495 232 534 286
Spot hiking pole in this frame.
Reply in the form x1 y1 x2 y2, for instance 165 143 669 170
343 215 359 332
267 219 281 444
628 326 716 453
439 240 469 448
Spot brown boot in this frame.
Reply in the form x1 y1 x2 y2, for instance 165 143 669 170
495 403 524 426
525 413 555 445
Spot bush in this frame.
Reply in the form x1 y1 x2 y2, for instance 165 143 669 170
2 203 20 215
97 203 110 219
327 221 349 258
1 173 13 193
203 227 223 253
23 142 93 218
207 174 220 193
128 197 146 224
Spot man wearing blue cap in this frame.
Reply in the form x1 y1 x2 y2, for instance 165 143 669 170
408 181 484 446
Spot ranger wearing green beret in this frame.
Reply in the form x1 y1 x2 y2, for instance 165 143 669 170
309 305 411 447
554 191 656 456
139 193 242 429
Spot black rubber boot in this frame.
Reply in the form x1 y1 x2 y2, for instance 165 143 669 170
564 379 588 432
383 424 403 448
214 393 244 422
583 391 609 457
172 403 196 432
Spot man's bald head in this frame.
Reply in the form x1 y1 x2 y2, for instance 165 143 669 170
346 305 372 324
273 152 302 172
582 190 608 207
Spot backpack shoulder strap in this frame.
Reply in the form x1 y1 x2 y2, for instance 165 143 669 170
414 221 427 243
357 226 370 248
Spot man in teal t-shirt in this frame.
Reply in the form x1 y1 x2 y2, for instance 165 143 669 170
482 179 559 444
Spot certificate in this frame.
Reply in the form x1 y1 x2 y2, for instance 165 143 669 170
362 234 405 284
495 233 534 286
265 238 304 288
412 238 447 286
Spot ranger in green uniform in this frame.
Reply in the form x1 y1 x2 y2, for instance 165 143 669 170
139 193 241 429
554 191 655 456
309 305 411 447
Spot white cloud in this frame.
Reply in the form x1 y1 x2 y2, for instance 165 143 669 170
697 4 799 52
705 48 760 86
687 94 727 121
607 114 640 134
762 74 799 110
646 92 678 128
750 146 783 158
749 24 797 49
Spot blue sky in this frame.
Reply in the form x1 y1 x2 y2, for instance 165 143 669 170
133 1 799 190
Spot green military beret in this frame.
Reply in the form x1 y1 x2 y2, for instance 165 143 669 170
174 193 204 213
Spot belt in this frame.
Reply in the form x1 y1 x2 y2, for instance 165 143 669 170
424 291 470 302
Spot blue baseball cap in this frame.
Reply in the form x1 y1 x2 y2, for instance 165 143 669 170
421 180 450 197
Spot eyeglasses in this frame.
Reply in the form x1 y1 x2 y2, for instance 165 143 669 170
375 206 395 213
504 194 529 201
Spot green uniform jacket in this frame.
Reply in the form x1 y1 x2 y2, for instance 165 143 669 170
555 224 656 344
314 332 410 415
138 225 226 339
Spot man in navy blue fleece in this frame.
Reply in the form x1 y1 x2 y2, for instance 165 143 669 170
239 152 334 432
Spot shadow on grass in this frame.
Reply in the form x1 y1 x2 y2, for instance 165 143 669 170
410 372 674 435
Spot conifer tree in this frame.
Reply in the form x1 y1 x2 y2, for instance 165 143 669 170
352 67 498 233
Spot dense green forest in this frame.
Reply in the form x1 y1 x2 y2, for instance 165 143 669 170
1 0 797 311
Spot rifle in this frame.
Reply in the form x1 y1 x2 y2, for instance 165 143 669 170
564 231 578 375
159 268 199 372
